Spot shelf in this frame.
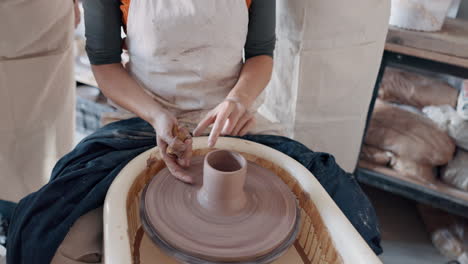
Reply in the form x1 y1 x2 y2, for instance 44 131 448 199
386 18 468 66
361 19 468 219
385 18 468 69
356 165 468 219
381 50 468 79
385 43 468 69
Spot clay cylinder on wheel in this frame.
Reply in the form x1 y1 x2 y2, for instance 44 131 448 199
197 150 248 214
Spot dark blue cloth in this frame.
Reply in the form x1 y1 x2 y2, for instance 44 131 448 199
0 201 16 224
7 118 381 264
0 200 17 248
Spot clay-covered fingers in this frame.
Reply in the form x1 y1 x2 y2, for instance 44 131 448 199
179 138 193 168
156 135 169 155
156 121 176 149
162 153 193 183
167 125 192 159
158 135 193 183
176 126 192 141
176 127 193 168
239 115 256 136
151 111 194 183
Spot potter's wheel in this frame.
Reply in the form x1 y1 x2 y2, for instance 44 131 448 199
141 150 299 263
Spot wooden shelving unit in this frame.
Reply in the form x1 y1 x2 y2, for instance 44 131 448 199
357 18 468 218
386 18 468 67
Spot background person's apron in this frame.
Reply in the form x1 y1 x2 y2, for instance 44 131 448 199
0 0 75 202
119 0 282 135
261 0 391 172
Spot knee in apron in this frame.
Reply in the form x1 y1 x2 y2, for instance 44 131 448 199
51 207 103 264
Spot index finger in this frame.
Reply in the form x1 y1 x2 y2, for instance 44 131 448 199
193 114 216 137
208 108 232 147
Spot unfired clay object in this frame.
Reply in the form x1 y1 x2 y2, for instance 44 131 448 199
166 125 191 158
141 150 299 263
389 0 453 31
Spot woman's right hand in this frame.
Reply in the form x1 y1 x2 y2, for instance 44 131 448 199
90 63 193 181
151 110 193 183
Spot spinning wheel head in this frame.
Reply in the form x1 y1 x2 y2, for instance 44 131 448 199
141 150 300 263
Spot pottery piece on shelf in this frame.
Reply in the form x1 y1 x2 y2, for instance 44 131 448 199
390 0 454 31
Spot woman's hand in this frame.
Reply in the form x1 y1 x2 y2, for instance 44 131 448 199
193 98 256 147
192 56 273 147
91 64 194 182
151 110 193 183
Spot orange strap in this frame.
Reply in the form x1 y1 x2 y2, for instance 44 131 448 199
121 0 252 26
121 0 131 26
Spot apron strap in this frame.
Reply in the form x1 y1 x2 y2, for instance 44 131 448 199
121 0 131 26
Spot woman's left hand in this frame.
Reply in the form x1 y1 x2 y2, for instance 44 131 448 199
193 99 256 147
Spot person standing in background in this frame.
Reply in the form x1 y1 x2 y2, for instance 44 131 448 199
0 0 80 202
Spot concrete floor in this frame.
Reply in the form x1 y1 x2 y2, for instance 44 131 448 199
363 186 451 264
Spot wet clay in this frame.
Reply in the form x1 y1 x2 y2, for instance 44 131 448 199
141 150 298 263
166 126 191 158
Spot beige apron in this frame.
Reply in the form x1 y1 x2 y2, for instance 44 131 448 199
261 0 391 172
0 0 75 202
52 1 274 263
109 0 282 135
